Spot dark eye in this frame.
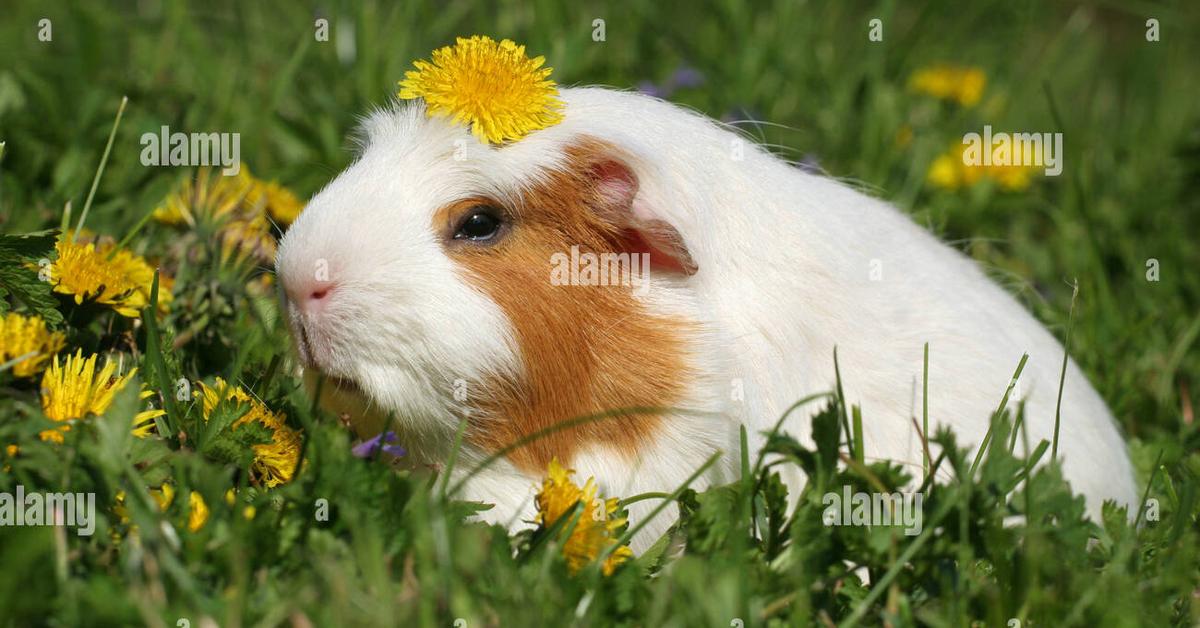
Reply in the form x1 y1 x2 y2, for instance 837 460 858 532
453 207 504 242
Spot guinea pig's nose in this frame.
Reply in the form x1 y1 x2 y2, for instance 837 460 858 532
309 286 331 302
300 283 335 314
283 274 337 315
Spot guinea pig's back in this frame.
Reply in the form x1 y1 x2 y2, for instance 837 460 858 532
715 166 1137 516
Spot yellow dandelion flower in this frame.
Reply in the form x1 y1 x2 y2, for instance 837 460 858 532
994 168 1031 190
155 166 305 227
111 490 133 523
909 65 986 107
245 179 305 225
131 387 166 438
218 214 277 266
109 242 175 312
40 350 135 442
537 458 588 524
246 273 275 298
197 378 301 487
225 487 258 520
48 238 172 318
535 458 632 576
38 350 164 443
152 483 174 510
926 139 1038 192
926 152 963 189
154 167 299 265
113 485 209 532
399 35 564 144
152 168 255 227
187 491 209 532
0 312 66 378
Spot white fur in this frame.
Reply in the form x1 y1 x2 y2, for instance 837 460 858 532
276 88 1138 552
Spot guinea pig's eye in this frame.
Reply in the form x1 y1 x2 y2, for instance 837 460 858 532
453 207 504 242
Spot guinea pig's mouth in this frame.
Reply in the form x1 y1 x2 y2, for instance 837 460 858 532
292 324 365 397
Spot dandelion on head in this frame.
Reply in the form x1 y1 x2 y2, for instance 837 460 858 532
399 35 564 144
534 458 632 576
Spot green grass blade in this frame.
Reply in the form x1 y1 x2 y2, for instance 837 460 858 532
73 96 127 242
969 353 1029 478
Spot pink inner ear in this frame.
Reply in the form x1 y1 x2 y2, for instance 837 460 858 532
591 161 639 210
590 160 699 276
619 227 697 275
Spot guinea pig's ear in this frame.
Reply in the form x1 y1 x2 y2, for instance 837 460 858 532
585 157 698 276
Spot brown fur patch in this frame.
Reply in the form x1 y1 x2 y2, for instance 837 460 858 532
439 138 693 473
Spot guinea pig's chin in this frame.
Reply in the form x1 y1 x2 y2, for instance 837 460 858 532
301 365 453 441
301 369 388 436
302 366 365 399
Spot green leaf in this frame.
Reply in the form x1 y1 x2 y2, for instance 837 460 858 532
0 230 58 258
0 229 61 325
198 402 274 469
0 255 62 325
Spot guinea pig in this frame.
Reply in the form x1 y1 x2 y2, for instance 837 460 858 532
275 87 1138 551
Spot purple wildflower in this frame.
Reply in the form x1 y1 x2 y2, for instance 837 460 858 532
670 66 705 90
636 80 668 99
637 66 707 101
352 431 407 458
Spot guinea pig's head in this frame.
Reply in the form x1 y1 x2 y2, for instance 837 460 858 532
275 90 703 473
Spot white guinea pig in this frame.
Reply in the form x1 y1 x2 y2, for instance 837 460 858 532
275 87 1137 551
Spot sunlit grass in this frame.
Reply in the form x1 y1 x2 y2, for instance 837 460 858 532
0 1 1197 625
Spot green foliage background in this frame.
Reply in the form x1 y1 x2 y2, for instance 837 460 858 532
0 1 1197 626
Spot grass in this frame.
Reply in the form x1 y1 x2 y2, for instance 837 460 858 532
1 0 1198 625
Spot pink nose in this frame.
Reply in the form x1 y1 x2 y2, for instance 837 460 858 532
285 277 336 314
309 286 331 302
